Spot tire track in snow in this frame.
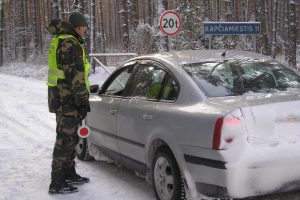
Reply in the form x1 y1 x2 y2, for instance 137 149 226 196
0 74 55 149
17 105 56 138
0 110 49 149
0 73 156 200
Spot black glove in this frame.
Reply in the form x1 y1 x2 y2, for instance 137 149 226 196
77 105 90 121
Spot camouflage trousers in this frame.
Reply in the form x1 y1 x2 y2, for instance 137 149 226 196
51 113 79 181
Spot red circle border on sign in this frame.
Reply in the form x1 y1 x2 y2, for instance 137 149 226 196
159 11 181 36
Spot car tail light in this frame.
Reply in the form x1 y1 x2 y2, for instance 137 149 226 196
212 117 241 150
212 118 223 150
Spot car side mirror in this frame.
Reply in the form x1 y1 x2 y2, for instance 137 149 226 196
89 85 99 93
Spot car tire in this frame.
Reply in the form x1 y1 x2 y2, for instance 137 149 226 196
152 146 186 200
75 138 94 161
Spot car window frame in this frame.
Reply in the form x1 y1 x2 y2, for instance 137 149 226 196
124 59 180 103
159 74 180 103
99 61 139 98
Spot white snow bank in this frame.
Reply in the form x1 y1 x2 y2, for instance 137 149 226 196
0 63 48 81
0 63 115 86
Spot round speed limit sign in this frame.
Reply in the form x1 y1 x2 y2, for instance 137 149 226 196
159 11 181 36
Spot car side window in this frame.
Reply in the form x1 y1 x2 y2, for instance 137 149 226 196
103 65 134 96
128 64 166 99
161 76 179 101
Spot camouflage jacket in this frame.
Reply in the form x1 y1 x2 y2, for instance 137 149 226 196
47 19 90 115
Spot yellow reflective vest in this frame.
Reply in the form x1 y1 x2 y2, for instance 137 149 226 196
48 34 90 93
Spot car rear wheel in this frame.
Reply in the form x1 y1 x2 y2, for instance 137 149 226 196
152 146 186 200
75 138 94 161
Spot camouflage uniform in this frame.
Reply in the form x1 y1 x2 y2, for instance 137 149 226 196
47 19 90 184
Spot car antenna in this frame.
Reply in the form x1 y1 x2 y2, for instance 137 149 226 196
221 50 226 57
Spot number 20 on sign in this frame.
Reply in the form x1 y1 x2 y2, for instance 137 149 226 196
160 11 181 36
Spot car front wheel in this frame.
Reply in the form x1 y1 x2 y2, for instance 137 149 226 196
152 146 186 200
75 138 94 161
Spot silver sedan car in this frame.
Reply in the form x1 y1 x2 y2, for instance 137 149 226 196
76 50 300 199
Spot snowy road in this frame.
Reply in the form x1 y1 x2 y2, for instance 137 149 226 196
0 74 154 200
0 72 300 200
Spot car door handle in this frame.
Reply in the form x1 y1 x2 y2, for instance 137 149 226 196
143 114 153 121
110 109 117 115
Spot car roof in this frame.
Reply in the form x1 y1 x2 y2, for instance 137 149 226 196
131 50 273 67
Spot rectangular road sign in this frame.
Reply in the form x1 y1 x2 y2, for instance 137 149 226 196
203 22 261 35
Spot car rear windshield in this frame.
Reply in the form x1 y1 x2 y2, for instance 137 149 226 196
182 60 300 97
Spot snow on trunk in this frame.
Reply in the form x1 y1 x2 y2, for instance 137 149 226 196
242 100 300 146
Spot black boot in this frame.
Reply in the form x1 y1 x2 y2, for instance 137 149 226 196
65 163 90 185
49 171 78 194
48 181 78 194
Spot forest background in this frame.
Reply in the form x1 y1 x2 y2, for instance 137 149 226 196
0 0 299 69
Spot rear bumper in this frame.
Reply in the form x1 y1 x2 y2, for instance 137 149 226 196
182 145 300 198
195 182 229 198
193 180 300 199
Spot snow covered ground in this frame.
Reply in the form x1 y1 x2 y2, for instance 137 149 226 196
0 65 155 200
1 63 300 200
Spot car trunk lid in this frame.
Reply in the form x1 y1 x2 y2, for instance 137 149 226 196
208 90 300 148
241 100 300 146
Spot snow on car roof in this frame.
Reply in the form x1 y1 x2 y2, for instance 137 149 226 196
134 50 272 66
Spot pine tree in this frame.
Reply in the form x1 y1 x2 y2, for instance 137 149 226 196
284 0 290 61
271 0 279 58
288 0 297 68
119 0 129 51
0 0 298 64
98 1 106 64
89 0 96 55
51 0 60 19
156 0 168 52
255 0 267 55
0 0 4 66
20 0 27 61
128 0 139 30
